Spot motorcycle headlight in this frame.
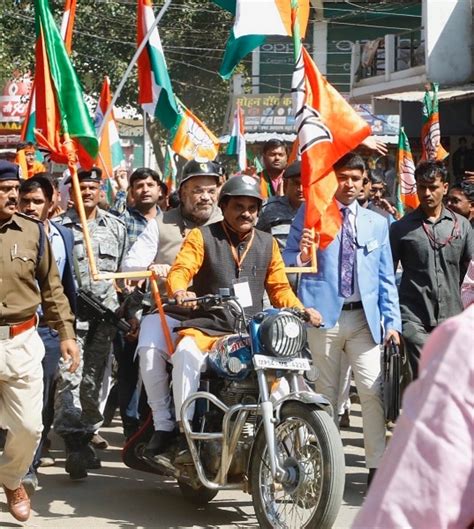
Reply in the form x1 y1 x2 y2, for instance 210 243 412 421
259 312 307 358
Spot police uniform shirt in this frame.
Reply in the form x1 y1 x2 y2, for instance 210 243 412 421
0 213 75 340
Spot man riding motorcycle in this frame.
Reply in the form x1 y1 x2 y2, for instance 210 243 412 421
165 174 322 461
121 159 222 455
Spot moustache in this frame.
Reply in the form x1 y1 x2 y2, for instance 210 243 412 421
6 200 17 207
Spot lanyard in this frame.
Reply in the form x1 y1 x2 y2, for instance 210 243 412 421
422 209 460 251
222 222 255 271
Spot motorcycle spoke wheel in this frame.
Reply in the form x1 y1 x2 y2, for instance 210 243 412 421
250 403 345 529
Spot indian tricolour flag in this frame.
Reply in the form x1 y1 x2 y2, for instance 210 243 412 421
226 103 246 171
137 0 179 130
396 127 419 215
137 0 219 160
213 0 310 79
94 76 125 178
22 0 77 142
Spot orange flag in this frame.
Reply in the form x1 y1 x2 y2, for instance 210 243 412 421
421 82 448 162
292 47 371 248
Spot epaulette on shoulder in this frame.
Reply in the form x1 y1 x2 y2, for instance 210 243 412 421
15 212 42 223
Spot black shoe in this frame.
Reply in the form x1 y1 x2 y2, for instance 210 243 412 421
339 409 351 429
174 434 193 465
82 444 102 469
22 471 38 497
367 468 376 488
144 430 177 457
65 452 88 481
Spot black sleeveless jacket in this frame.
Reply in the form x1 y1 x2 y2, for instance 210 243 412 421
178 222 273 335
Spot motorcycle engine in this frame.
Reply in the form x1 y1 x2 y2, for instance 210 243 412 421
201 378 259 477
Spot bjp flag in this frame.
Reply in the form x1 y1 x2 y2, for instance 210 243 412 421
292 46 371 248
421 82 448 162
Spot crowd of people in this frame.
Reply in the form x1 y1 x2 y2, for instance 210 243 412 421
0 136 472 524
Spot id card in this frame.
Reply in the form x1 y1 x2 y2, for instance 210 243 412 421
366 239 379 253
232 278 253 308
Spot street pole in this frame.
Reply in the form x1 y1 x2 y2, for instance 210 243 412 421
98 0 172 138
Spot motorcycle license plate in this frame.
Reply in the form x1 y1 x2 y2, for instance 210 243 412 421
253 355 311 371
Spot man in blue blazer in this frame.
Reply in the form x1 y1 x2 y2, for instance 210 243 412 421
283 152 401 486
18 175 76 493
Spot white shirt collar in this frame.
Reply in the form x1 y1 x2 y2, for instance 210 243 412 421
336 199 358 215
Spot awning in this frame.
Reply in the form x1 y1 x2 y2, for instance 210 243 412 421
374 84 474 103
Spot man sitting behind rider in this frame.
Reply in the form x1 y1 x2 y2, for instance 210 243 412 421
166 174 322 462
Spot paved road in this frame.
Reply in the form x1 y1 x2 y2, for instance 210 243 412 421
1 407 369 528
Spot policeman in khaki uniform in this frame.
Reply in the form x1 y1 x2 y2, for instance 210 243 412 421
0 161 78 522
55 167 127 480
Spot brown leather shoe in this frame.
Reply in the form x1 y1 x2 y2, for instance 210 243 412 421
3 484 31 522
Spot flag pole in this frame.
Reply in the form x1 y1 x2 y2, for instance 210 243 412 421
97 0 173 138
150 274 174 356
285 0 318 275
63 132 99 277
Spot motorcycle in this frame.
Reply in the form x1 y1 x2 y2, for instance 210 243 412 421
123 291 345 529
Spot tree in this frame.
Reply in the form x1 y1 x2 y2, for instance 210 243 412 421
0 0 247 160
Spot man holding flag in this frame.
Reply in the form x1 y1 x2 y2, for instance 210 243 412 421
283 31 400 485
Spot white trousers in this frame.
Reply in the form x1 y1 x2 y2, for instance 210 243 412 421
307 309 386 468
171 337 207 425
136 314 179 432
0 328 44 489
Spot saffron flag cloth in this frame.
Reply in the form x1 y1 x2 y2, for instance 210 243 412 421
292 46 371 248
421 82 448 161
94 76 125 178
137 0 179 130
396 127 419 215
163 144 178 192
226 103 246 170
213 0 310 79
33 0 98 168
22 0 77 143
170 99 220 161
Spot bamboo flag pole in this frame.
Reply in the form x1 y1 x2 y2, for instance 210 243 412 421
284 227 318 274
97 0 173 139
64 132 98 277
150 274 174 356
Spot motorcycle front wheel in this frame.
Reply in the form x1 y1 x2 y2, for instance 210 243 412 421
249 402 345 529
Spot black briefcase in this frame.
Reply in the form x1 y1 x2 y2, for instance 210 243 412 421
383 340 402 422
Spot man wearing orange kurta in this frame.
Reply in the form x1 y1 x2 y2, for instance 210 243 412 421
166 174 322 462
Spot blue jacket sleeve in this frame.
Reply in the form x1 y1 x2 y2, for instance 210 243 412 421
282 204 305 266
378 220 402 333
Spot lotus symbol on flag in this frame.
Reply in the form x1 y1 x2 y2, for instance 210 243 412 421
423 120 441 161
185 118 215 157
292 50 332 155
400 156 417 195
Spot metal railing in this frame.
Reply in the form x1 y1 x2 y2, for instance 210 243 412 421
356 27 424 81
394 27 425 72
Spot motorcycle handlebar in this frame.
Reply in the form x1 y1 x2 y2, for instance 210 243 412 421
165 294 238 306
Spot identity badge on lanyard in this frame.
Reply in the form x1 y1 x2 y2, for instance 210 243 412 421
232 277 253 308
222 223 255 308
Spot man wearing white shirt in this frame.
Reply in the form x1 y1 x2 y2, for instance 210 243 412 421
121 159 222 455
283 153 401 486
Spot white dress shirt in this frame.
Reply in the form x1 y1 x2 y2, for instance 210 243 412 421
121 219 159 272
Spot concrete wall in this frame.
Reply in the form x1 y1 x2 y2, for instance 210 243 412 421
425 0 473 84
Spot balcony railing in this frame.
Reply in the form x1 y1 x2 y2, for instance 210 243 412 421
354 27 425 82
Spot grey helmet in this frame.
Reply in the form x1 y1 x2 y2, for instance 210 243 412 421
178 158 220 188
218 174 263 207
